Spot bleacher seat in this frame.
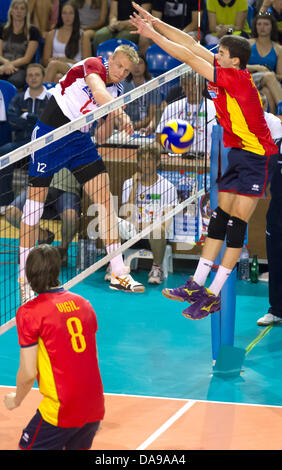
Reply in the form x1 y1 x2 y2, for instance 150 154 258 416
145 44 182 77
96 38 138 60
0 0 11 24
43 81 56 89
247 4 255 29
0 80 18 146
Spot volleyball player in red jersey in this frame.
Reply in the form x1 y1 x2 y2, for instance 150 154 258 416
130 3 278 320
4 245 104 450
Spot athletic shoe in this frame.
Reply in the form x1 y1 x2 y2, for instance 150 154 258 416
257 312 282 326
104 264 111 281
162 276 204 303
148 265 164 284
18 277 35 304
182 287 220 320
110 267 145 293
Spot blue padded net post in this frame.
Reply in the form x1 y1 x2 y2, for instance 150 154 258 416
209 125 236 361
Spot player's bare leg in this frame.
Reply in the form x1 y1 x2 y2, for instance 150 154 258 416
184 193 260 319
84 173 145 293
163 192 259 318
18 185 49 303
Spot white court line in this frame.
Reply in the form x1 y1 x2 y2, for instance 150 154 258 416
1 387 282 409
136 400 196 450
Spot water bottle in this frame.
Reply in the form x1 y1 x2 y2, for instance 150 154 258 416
238 244 250 280
250 254 259 283
86 237 97 267
76 237 96 271
76 237 86 271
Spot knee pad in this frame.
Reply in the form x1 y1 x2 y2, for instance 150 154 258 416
22 199 45 226
207 206 230 241
226 216 247 249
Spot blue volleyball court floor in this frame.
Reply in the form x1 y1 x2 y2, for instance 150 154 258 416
1 263 282 451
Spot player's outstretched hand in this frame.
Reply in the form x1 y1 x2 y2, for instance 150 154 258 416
131 2 155 23
4 392 19 410
129 12 155 38
119 111 134 135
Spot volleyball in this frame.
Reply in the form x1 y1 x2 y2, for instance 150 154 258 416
160 119 194 154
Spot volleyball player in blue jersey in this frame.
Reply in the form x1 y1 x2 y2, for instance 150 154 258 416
19 45 145 303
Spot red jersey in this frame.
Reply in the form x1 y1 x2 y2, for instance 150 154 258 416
208 58 278 156
16 288 105 428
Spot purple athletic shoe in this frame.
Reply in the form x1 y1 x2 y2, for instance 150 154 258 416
182 287 221 320
162 276 204 303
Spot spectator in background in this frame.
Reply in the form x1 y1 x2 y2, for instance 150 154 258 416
72 0 109 42
256 92 282 325
151 0 205 41
42 1 91 83
5 168 81 267
205 0 251 47
247 12 282 114
28 0 59 39
92 0 152 55
155 72 217 156
122 52 162 135
119 142 178 285
0 62 50 213
0 0 41 89
259 0 282 42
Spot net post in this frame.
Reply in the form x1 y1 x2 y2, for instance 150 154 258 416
209 125 236 361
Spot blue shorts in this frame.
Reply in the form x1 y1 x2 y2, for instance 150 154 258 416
19 409 100 450
28 121 107 187
218 148 270 197
11 187 81 220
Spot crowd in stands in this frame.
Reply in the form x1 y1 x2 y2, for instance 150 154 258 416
0 0 282 283
1 0 282 99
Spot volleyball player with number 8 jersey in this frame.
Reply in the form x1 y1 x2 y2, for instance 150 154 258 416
4 245 104 450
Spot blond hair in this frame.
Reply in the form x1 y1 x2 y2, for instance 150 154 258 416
112 45 139 64
4 0 30 39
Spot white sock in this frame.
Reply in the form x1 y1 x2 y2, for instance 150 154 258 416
193 257 214 286
106 243 124 276
208 265 232 296
19 246 33 280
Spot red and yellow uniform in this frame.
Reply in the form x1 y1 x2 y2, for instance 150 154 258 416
16 287 105 428
208 58 278 156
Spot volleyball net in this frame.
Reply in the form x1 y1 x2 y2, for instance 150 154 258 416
0 62 216 331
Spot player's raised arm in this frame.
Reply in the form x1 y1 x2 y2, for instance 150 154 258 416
86 72 133 135
131 1 214 65
129 12 215 83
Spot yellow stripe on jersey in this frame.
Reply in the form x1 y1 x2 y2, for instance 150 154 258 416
225 91 266 155
37 337 60 426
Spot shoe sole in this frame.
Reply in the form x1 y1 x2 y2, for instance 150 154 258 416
182 311 210 320
257 320 282 326
182 302 221 320
162 289 186 302
109 284 145 293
